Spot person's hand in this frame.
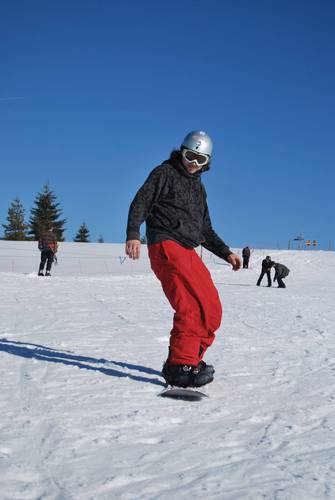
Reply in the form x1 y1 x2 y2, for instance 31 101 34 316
227 253 241 271
125 240 141 260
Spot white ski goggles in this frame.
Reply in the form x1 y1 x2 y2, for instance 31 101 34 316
182 148 210 167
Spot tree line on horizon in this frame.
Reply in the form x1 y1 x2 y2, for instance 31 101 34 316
1 184 104 243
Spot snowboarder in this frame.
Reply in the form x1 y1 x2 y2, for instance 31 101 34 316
256 256 274 287
273 262 290 288
242 246 251 268
125 130 241 388
38 224 58 276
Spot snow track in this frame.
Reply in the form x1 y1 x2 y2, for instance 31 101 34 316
1 248 335 499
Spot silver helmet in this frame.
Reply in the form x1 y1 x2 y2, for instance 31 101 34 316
181 130 213 157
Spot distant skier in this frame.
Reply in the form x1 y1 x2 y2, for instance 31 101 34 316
242 246 251 268
256 256 274 287
38 224 58 276
125 131 241 388
273 262 290 288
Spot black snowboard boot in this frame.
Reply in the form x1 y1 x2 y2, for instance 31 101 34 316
197 360 215 375
45 271 51 276
38 271 44 276
162 362 194 388
192 362 215 387
162 361 215 388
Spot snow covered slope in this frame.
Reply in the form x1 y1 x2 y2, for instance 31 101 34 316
0 241 149 275
0 244 335 499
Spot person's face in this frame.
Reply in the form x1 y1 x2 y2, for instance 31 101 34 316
181 148 210 174
182 157 203 174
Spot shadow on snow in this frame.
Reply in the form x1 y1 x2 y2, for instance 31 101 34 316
0 338 164 387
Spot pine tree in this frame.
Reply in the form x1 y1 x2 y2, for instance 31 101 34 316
97 234 104 243
74 222 90 242
2 197 29 240
29 184 66 241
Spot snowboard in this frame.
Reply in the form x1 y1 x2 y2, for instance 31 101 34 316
160 386 208 401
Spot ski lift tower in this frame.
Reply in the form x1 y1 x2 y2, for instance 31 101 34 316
293 233 304 250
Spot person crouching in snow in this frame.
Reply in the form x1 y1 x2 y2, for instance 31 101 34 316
273 262 290 288
125 130 241 388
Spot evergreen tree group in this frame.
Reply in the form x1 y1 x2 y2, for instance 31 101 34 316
1 184 101 242
1 184 68 241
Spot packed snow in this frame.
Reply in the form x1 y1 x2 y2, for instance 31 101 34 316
1 241 335 500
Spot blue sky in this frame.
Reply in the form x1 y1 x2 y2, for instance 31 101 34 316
1 0 334 249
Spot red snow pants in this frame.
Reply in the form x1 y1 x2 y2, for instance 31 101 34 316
148 240 222 366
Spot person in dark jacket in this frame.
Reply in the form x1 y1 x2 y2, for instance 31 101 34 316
273 262 290 288
38 225 58 276
126 130 241 388
242 246 251 268
256 255 274 287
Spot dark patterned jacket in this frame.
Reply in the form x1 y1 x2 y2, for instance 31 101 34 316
38 231 58 252
126 153 233 261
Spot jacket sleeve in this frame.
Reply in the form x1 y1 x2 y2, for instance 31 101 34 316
201 202 233 262
126 166 167 241
273 267 278 280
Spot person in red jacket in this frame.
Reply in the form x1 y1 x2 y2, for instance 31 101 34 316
38 225 58 276
125 131 241 388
